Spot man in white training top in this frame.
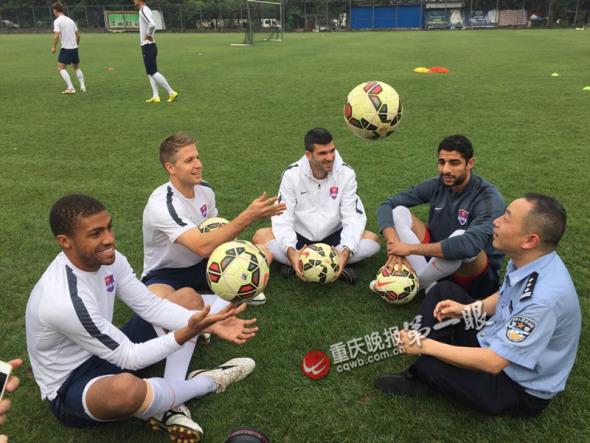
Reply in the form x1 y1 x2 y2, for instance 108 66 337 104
254 127 381 284
134 0 178 103
51 2 86 94
26 194 257 441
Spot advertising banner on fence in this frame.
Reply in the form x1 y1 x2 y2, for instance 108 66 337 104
467 10 498 27
425 9 464 29
105 10 165 32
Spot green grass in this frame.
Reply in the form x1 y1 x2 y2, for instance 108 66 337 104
1 29 589 442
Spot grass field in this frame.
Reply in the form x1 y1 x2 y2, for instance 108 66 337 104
0 29 589 442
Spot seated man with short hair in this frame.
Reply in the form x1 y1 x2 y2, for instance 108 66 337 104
376 193 581 417
254 127 380 285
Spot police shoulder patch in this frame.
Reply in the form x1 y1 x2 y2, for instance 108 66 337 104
506 316 536 343
520 272 538 301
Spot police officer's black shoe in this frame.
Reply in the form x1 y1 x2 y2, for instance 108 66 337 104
281 264 294 279
338 267 358 285
375 371 438 397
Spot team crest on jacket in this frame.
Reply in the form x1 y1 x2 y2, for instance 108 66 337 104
506 316 536 343
458 209 469 225
200 204 207 217
105 275 116 292
330 187 339 200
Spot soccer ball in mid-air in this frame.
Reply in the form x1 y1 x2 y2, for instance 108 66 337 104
206 240 269 302
298 243 340 284
343 81 403 140
373 264 419 305
198 216 230 233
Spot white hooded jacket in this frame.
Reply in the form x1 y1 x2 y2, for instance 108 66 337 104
271 150 367 255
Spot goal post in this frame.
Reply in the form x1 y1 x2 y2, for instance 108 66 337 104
231 0 283 46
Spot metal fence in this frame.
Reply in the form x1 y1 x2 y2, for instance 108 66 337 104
1 0 588 33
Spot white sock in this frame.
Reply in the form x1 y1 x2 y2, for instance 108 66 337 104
152 72 173 95
75 69 85 88
347 239 380 264
418 229 466 292
161 294 230 381
419 257 462 293
392 206 428 274
148 75 159 98
135 376 216 419
60 70 74 90
163 339 196 381
266 239 290 265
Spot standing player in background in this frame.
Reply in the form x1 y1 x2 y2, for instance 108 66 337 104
142 133 286 306
51 2 85 94
375 135 505 298
253 128 381 284
134 0 178 103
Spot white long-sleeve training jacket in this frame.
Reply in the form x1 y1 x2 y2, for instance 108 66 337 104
271 150 367 255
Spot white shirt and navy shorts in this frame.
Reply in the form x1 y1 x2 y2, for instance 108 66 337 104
138 5 158 75
53 15 80 65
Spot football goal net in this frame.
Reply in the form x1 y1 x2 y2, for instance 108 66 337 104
232 0 283 46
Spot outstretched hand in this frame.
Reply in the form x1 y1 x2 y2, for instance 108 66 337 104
209 302 258 345
247 192 286 222
185 303 243 338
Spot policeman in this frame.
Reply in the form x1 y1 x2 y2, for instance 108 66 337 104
375 193 581 417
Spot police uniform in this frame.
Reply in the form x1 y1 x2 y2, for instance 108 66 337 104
409 251 581 416
142 181 217 290
272 150 367 255
376 173 505 296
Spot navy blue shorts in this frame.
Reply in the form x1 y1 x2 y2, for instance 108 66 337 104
295 228 342 250
58 48 80 65
141 260 210 292
48 315 157 428
141 43 158 75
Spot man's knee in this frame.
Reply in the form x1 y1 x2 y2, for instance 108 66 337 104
87 373 146 419
392 206 412 226
171 287 204 310
361 230 380 243
252 227 274 245
256 243 273 265
110 374 146 414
